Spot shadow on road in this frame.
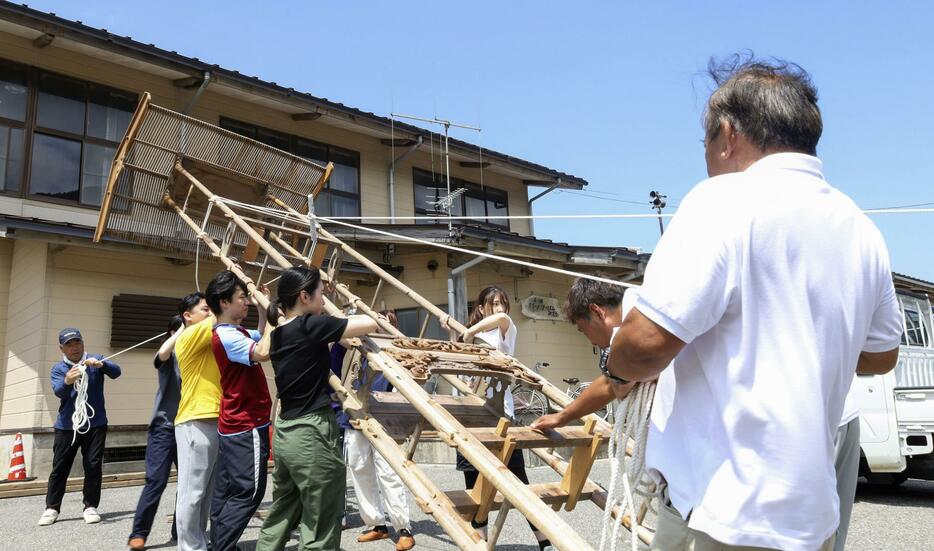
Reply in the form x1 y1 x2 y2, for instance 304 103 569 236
855 478 934 508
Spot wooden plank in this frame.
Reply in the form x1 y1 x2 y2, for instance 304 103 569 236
94 92 151 243
470 419 514 524
467 425 610 450
560 418 603 511
445 481 600 516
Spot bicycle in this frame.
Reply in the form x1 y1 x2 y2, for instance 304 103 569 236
510 362 614 426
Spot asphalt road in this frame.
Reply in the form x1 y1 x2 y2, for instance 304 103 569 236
7 460 933 550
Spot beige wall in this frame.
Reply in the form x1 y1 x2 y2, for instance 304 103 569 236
0 238 49 430
0 30 533 237
0 242 274 431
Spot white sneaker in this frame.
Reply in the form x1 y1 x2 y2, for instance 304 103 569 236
83 506 101 524
38 508 59 526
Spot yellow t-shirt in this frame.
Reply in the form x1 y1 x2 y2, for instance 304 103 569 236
174 317 221 424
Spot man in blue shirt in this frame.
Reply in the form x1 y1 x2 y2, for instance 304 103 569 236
38 327 121 527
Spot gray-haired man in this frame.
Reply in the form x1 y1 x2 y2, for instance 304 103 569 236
605 56 903 550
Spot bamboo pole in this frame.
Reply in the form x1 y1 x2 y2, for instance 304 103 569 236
164 194 485 550
176 168 595 550
266 195 467 334
268 232 479 398
266 194 613 432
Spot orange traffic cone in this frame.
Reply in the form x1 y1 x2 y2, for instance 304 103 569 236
7 432 26 481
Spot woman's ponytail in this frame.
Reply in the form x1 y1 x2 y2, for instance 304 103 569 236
267 266 322 326
266 298 283 327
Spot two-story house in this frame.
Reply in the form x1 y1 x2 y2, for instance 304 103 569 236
0 4 646 477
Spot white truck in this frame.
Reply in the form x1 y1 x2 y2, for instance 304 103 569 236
855 289 934 484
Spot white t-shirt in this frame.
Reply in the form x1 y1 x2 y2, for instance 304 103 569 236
636 153 903 551
476 318 518 418
840 375 860 426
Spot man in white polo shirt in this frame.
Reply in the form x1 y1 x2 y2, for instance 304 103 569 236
605 55 903 550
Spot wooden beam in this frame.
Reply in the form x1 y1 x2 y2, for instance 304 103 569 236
529 448 655 546
560 418 603 511
470 418 514 524
445 481 602 516
467 425 609 450
94 92 151 243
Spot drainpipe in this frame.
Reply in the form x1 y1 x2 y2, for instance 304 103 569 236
447 240 495 324
183 71 212 115
388 136 423 223
527 179 561 236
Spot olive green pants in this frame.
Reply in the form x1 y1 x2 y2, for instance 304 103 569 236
256 408 346 551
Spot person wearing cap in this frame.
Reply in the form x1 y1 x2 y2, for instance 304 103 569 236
38 327 122 527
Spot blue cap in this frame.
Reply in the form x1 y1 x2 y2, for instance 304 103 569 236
58 328 83 345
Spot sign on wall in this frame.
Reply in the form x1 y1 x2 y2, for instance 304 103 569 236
520 295 564 321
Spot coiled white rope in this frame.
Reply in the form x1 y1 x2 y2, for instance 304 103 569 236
68 332 167 444
68 359 94 445
599 380 658 551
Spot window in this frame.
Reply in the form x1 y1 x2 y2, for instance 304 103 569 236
0 59 138 206
0 61 27 192
903 304 928 347
29 71 136 206
412 168 509 229
219 117 360 218
395 306 449 340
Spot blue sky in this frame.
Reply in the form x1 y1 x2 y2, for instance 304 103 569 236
29 1 934 279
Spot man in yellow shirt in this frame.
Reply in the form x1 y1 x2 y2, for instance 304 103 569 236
173 291 219 551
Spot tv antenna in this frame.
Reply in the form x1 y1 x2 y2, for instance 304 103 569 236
391 112 481 236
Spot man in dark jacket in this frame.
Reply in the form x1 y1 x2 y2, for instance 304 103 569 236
128 315 184 550
39 327 121 526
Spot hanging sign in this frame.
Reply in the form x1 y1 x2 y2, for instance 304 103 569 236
520 295 564 321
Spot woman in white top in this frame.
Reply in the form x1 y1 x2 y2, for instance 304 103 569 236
448 286 553 550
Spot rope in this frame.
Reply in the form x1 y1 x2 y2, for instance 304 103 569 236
213 197 639 289
212 206 934 222
599 380 658 551
69 359 93 445
69 332 167 444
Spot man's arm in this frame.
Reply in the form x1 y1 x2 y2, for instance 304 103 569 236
251 324 273 363
607 307 685 384
531 375 629 430
51 364 74 399
156 326 185 362
856 348 899 375
84 356 121 379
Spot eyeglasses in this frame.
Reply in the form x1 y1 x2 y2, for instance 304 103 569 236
599 347 630 385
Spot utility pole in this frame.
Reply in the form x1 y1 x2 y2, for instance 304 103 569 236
650 190 667 236
391 113 481 238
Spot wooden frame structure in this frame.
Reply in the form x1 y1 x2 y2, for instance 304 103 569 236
94 94 654 549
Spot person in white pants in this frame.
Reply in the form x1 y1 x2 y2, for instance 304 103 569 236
333 309 415 551
345 429 413 548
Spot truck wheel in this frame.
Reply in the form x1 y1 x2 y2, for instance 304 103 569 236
865 473 908 486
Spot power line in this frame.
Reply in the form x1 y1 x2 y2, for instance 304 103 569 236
865 201 934 210
556 189 649 206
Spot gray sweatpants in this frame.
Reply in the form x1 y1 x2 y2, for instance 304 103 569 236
175 419 220 551
833 417 860 551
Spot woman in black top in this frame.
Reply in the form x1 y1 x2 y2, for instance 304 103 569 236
256 266 377 551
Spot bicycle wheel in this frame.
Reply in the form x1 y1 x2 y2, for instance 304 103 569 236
511 386 549 426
